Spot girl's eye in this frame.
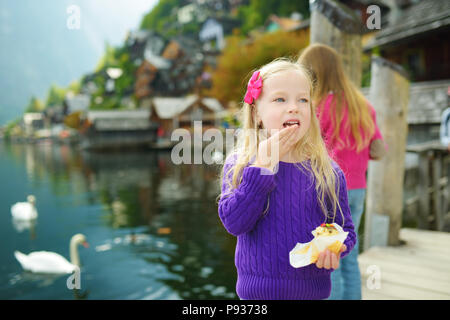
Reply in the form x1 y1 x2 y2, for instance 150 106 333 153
299 98 309 103
274 98 285 102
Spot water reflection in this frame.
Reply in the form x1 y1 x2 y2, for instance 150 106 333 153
0 142 237 299
10 271 65 288
11 218 37 239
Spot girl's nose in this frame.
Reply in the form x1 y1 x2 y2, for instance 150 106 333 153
288 105 299 113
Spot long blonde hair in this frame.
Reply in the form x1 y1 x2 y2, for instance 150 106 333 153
298 44 375 152
217 57 344 223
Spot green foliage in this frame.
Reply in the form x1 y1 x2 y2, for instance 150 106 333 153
223 113 240 128
90 43 138 110
3 118 22 138
182 20 201 36
361 53 371 88
237 5 263 35
238 0 310 35
115 52 136 97
67 80 81 94
362 46 381 87
206 30 309 103
95 42 119 71
140 0 179 33
25 96 45 113
372 46 381 57
91 96 120 110
18 0 312 117
46 84 67 107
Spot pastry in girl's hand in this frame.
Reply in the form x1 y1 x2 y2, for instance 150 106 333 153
314 223 339 237
289 223 348 268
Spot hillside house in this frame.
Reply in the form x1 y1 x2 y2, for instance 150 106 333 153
81 109 158 150
149 95 224 139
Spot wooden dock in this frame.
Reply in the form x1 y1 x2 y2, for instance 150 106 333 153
358 228 450 300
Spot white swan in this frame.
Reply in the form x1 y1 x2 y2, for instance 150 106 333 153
14 234 89 274
11 195 38 220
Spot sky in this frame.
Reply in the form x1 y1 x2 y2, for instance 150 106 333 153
77 0 159 49
0 0 158 126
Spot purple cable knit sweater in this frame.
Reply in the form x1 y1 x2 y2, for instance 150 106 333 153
218 154 356 300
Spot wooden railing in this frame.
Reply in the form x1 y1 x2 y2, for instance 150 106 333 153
405 140 450 231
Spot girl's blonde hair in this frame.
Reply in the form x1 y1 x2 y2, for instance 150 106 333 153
217 57 344 223
298 44 375 152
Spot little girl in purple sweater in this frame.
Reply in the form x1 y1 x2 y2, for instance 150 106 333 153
217 58 356 300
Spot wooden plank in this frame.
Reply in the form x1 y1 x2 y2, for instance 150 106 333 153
398 238 450 255
400 231 450 246
359 258 450 294
406 140 447 153
391 239 450 258
400 229 450 253
379 244 450 262
360 275 450 300
360 261 450 300
358 228 450 300
361 287 400 300
359 247 450 273
358 255 450 285
400 228 450 243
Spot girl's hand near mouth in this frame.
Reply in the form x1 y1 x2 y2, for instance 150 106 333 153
251 124 300 172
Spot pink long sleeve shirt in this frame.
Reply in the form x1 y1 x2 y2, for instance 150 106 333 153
317 93 385 190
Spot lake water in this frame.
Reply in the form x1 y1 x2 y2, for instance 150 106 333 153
0 141 238 300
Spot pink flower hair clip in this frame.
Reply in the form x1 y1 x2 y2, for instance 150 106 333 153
244 70 263 104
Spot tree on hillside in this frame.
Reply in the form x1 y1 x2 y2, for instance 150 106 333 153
205 30 309 104
67 80 81 94
90 42 137 110
95 42 120 71
46 84 67 107
140 0 179 35
25 96 45 113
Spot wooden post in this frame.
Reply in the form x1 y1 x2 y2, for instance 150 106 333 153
430 145 449 231
364 56 410 250
443 154 450 229
309 0 363 87
432 152 443 230
417 150 431 229
405 141 449 231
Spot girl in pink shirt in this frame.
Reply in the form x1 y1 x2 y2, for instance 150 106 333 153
298 44 387 300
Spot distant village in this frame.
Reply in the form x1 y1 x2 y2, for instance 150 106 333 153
2 0 245 150
1 0 448 152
